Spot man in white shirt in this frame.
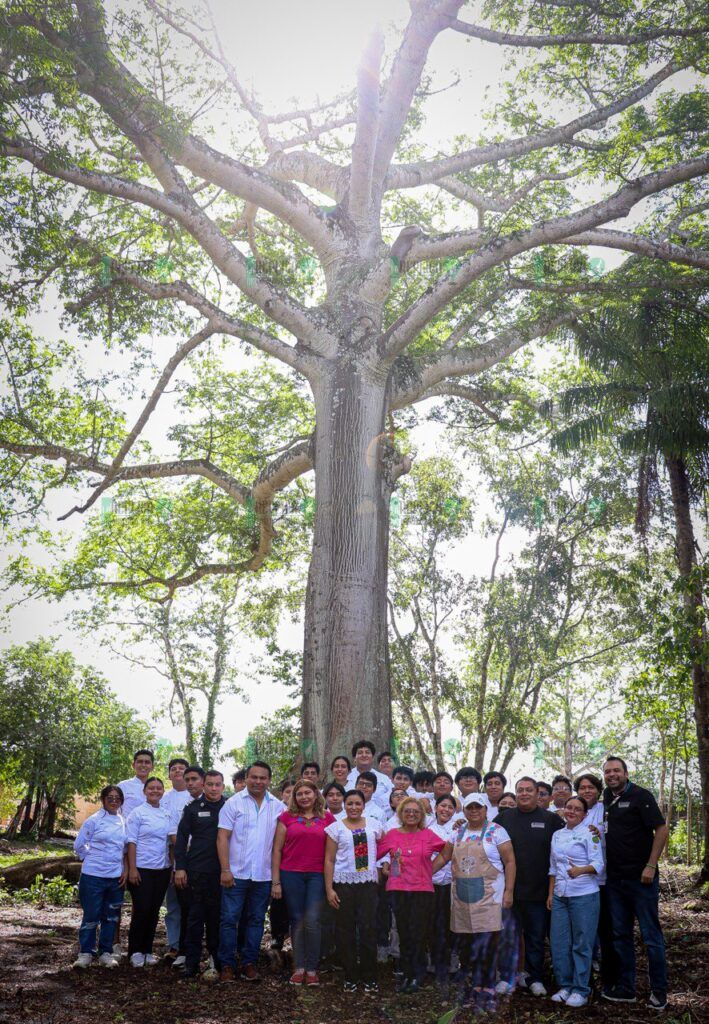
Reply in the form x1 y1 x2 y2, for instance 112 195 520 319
117 749 154 818
161 758 195 964
346 740 393 813
216 761 284 982
483 770 507 821
354 772 387 823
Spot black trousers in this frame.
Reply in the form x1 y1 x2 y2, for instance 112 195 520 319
430 883 451 978
598 884 619 990
392 890 434 983
269 894 290 949
334 881 379 984
183 871 221 971
128 867 171 956
376 875 391 946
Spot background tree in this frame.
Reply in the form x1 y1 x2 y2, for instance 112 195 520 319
0 639 152 836
0 0 707 765
550 291 709 877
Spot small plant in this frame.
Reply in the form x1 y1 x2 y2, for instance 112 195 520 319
15 874 77 907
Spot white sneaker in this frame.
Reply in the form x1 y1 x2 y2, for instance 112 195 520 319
203 965 219 981
73 953 92 969
566 993 588 1007
130 953 146 968
172 956 186 967
112 943 125 959
530 981 547 997
98 952 118 968
495 980 512 995
517 971 530 989
144 954 159 966
551 989 570 1002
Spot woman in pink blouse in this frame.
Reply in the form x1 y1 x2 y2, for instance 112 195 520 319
376 796 452 994
271 780 335 986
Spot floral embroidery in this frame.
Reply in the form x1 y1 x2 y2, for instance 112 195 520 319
352 828 369 871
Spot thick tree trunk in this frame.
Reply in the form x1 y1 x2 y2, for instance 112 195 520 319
665 455 709 881
302 366 395 766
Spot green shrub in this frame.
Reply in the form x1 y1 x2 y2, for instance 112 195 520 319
14 874 77 907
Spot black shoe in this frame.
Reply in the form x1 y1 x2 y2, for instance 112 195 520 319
363 981 379 994
343 981 358 993
602 986 637 1003
648 993 668 1011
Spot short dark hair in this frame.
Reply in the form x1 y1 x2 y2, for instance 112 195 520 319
516 776 537 789
330 755 351 770
279 776 296 792
536 781 552 796
413 770 435 788
184 765 205 779
168 757 190 771
133 749 154 762
356 770 377 790
603 755 628 773
552 775 572 789
455 766 482 785
351 739 376 758
433 771 454 785
484 770 507 787
232 768 246 785
301 761 321 776
204 769 224 781
246 760 272 778
344 788 365 803
377 751 394 763
393 765 414 782
567 794 588 812
574 773 603 795
101 784 124 804
143 776 164 791
435 794 457 809
323 781 346 798
500 791 516 802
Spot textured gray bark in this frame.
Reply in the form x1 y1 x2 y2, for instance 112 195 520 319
302 368 395 765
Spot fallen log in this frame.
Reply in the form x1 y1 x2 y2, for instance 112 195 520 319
0 856 82 889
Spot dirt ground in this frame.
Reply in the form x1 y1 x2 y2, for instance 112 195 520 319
0 868 706 1024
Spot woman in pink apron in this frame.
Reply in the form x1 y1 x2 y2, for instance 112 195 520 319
451 793 516 1013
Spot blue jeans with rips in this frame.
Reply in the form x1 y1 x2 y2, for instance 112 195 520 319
78 873 124 955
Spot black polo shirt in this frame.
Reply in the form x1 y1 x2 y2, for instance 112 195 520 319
603 782 664 881
496 806 564 902
173 795 225 874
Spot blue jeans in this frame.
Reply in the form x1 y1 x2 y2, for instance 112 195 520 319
281 870 325 971
513 900 549 984
164 880 181 949
606 876 667 997
78 873 124 955
550 891 600 997
218 879 271 969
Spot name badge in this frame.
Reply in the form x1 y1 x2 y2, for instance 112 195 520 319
618 802 630 808
198 811 211 817
531 822 546 829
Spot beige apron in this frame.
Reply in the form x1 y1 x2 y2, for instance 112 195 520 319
450 823 503 933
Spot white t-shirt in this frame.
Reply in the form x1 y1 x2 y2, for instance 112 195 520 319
454 821 511 904
583 802 606 885
325 818 384 884
346 767 393 812
429 820 454 885
218 790 284 881
116 776 147 819
125 803 172 870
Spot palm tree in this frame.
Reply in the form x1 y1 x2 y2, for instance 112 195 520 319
550 293 709 880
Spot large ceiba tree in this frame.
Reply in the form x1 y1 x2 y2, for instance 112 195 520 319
0 0 707 764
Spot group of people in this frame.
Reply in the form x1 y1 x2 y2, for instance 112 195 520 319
72 740 670 1012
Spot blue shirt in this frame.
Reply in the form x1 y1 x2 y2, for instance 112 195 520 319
126 803 173 869
74 809 126 878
